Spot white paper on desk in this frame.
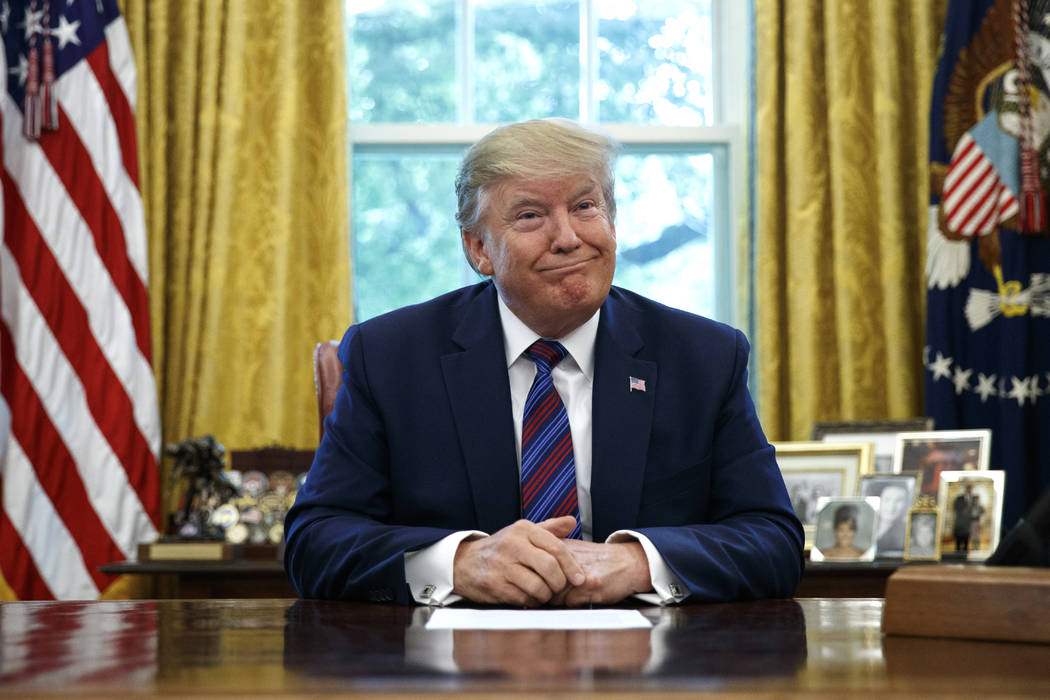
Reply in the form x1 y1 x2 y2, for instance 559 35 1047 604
424 608 652 630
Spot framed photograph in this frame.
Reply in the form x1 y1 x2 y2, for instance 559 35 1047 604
774 441 874 549
938 470 1006 561
904 506 942 560
893 429 992 500
809 497 880 562
859 472 920 558
813 418 935 474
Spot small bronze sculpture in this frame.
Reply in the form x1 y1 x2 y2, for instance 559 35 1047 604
165 435 239 540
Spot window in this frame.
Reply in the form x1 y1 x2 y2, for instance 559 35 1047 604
348 0 747 323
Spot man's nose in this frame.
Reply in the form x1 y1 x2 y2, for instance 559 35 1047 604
549 208 582 251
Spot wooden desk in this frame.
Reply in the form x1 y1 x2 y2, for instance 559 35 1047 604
100 559 296 598
2 598 1049 697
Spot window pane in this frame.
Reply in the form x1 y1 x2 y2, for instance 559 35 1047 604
474 0 580 122
352 151 476 320
348 0 457 123
613 151 715 317
597 0 713 125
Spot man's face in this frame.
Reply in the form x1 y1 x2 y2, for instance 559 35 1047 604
880 486 908 522
463 174 616 338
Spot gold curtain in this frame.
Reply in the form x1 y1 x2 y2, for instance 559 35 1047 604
120 1 351 455
753 0 948 440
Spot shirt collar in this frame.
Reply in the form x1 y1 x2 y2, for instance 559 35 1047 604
496 295 599 381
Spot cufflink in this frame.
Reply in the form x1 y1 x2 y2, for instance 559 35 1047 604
669 582 683 598
421 584 436 599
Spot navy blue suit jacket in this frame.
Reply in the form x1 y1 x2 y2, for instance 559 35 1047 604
284 282 804 603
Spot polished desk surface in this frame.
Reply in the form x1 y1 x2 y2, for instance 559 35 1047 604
2 598 1049 698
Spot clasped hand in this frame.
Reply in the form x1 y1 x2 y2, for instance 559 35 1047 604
451 516 652 607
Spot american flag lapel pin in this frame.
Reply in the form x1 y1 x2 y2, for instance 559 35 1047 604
629 376 646 392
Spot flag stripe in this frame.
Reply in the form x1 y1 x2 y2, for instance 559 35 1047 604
998 185 1019 218
0 436 102 600
945 158 995 221
952 178 998 232
0 498 53 600
0 242 158 553
104 18 138 112
0 322 121 595
942 139 980 199
1 176 161 530
971 184 1007 235
85 41 140 188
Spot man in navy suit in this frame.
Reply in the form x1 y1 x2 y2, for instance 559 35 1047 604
284 119 804 606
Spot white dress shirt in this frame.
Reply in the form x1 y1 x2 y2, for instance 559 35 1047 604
404 296 686 605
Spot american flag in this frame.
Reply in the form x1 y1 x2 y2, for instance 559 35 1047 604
1 0 160 599
941 128 1019 237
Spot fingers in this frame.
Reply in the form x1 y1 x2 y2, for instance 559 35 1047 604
529 523 586 587
556 541 651 607
452 519 584 605
503 561 561 606
537 515 578 538
453 537 542 606
562 585 594 608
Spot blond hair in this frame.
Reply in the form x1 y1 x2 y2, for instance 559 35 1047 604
455 119 619 272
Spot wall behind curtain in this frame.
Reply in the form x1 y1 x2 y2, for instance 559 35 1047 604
120 2 351 465
753 0 948 440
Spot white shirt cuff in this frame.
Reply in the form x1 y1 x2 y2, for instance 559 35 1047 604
607 529 688 605
403 530 487 605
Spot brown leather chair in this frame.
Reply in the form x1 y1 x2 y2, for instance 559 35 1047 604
313 340 343 442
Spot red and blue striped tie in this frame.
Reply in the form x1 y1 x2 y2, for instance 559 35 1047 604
521 340 581 538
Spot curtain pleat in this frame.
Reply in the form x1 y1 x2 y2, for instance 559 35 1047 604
121 0 351 462
753 0 948 440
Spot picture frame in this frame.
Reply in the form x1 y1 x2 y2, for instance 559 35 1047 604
893 429 992 500
774 441 874 550
809 497 880 562
858 472 920 558
937 469 1006 562
812 418 935 474
904 506 942 561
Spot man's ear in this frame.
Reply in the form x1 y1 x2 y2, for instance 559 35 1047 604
461 229 493 276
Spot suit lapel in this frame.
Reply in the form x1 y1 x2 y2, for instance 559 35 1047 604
590 293 657 541
441 285 521 533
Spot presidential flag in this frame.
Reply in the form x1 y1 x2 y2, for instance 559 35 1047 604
1 0 160 599
926 0 1050 533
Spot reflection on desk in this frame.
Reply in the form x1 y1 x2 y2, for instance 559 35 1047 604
283 600 806 682
2 598 1050 697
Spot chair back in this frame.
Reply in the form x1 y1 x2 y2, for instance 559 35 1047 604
313 340 343 442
